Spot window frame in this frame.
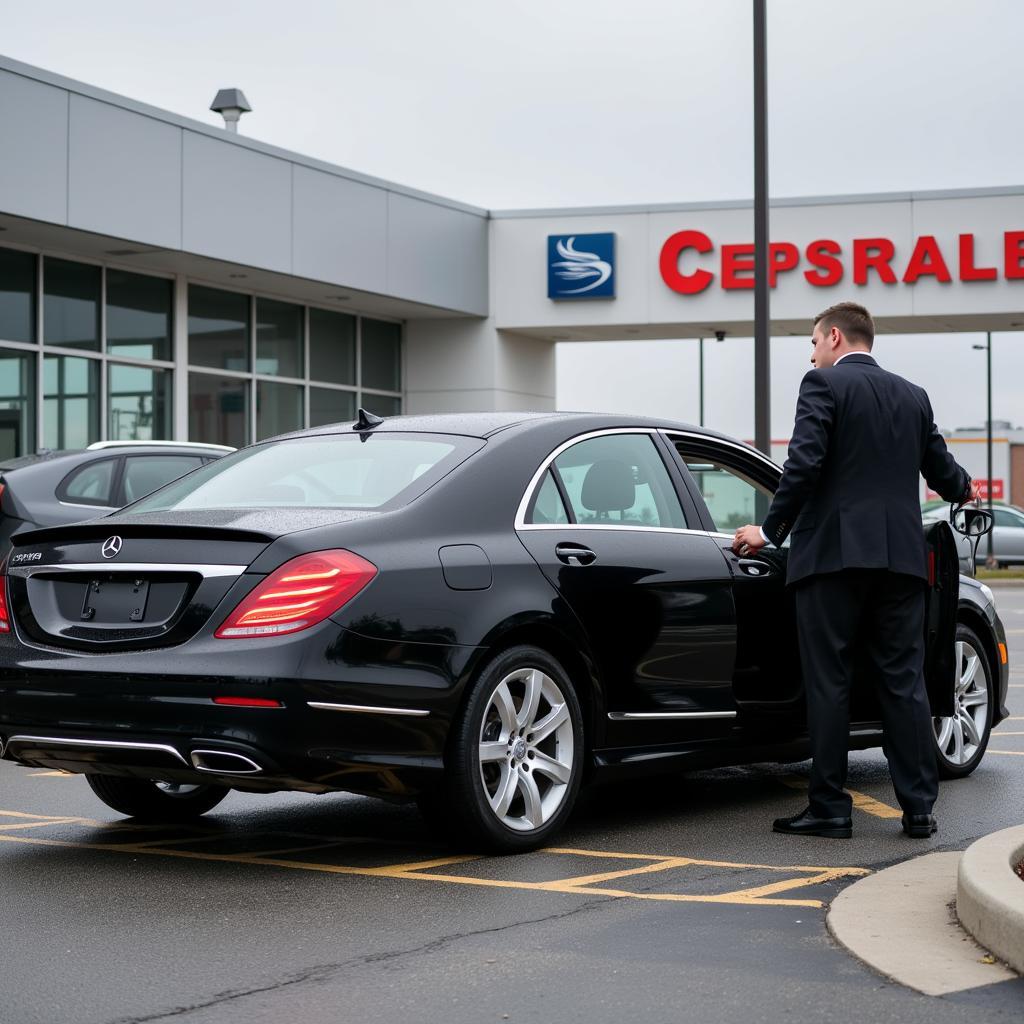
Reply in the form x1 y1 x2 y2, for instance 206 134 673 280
56 455 123 509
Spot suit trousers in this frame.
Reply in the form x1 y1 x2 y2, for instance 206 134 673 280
793 569 938 818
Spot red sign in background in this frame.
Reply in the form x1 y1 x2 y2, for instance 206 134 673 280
926 479 1003 501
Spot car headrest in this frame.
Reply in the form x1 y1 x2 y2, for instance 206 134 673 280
581 459 635 513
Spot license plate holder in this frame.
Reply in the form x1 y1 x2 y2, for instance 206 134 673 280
81 578 151 623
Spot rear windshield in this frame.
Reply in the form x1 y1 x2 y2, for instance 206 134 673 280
126 433 480 512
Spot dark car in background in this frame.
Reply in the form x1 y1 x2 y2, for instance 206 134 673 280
0 414 1010 852
0 441 233 554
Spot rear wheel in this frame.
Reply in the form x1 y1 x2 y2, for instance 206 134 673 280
423 645 584 852
85 775 229 821
933 624 993 779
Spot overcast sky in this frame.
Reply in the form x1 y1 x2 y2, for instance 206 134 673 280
4 0 1023 438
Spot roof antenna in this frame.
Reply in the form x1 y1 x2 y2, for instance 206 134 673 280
353 408 384 432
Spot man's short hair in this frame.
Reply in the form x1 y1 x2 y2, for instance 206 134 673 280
814 301 875 347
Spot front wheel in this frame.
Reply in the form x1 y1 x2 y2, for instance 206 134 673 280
424 645 584 852
933 624 993 779
86 775 229 821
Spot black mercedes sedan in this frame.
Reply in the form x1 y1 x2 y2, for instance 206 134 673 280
0 412 1010 852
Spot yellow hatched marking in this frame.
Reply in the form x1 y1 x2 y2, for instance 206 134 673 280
778 775 902 819
28 770 75 778
0 818 82 831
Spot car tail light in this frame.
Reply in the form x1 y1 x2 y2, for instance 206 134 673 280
215 549 377 639
0 575 9 633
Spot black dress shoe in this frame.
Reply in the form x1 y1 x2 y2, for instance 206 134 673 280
902 813 937 838
772 807 852 838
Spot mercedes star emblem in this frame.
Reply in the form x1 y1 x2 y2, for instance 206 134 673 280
101 536 123 559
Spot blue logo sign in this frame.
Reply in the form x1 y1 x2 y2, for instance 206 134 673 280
548 233 615 299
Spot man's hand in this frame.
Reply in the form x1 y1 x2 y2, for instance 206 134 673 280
732 525 767 556
968 479 982 503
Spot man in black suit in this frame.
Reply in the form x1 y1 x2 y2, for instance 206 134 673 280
732 302 974 839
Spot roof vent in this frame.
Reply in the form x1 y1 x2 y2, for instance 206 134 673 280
210 89 252 133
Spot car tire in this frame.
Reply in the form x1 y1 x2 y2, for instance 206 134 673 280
933 624 993 780
424 645 585 853
85 775 229 821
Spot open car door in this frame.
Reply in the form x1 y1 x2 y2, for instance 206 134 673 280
923 520 959 718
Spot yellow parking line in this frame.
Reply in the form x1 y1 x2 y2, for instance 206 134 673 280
0 818 82 831
28 770 75 778
988 749 1024 756
778 775 902 819
993 731 1024 736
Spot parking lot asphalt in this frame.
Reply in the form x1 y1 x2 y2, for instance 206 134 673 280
3 591 1023 1024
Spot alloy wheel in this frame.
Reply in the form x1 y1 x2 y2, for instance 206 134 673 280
477 667 575 832
933 639 989 767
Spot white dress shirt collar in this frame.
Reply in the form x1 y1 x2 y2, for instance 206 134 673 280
834 350 874 366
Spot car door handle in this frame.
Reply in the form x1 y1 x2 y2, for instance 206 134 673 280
738 559 774 578
555 543 597 566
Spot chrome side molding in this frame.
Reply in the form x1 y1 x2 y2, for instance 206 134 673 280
607 710 738 721
307 701 430 718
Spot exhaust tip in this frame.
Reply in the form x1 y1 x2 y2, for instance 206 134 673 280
190 749 262 775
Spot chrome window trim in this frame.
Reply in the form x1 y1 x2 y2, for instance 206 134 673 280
5 735 188 764
607 710 738 721
6 562 247 579
514 427 687 531
658 429 782 474
307 701 429 718
57 500 119 511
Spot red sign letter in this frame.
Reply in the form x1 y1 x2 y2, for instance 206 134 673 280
1005 231 1024 279
659 230 714 294
959 233 997 281
721 244 756 290
902 235 952 284
853 238 897 285
804 239 843 287
769 242 800 286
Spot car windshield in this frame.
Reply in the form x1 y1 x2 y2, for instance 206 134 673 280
126 432 476 512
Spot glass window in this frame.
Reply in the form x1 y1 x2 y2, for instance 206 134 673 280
122 456 203 504
309 387 355 428
188 372 249 449
44 356 99 449
361 318 401 392
61 458 116 506
552 434 685 529
256 380 303 441
256 298 303 378
682 455 772 532
528 470 569 525
107 270 172 360
993 508 1024 528
108 363 172 441
310 308 355 385
361 394 401 417
131 434 476 512
44 258 100 351
188 285 249 372
0 247 36 344
0 351 35 459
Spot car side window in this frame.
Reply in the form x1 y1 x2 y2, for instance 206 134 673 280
550 433 686 529
678 451 773 533
60 459 117 506
527 470 570 525
123 456 204 504
993 508 1024 528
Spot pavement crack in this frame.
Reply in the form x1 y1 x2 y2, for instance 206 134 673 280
102 897 609 1024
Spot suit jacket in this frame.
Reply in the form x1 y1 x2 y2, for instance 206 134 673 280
761 353 970 586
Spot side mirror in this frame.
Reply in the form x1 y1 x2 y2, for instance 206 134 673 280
951 506 993 537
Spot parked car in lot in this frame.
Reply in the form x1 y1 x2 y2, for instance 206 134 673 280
0 413 1010 852
0 441 233 555
923 500 1024 569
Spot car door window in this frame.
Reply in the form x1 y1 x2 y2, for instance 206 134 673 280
526 470 570 525
123 456 204 503
550 433 686 528
993 508 1024 528
679 453 773 533
60 459 117 506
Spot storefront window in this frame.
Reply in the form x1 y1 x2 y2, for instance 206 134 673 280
44 258 100 351
0 351 35 459
188 372 249 449
257 380 303 440
309 386 355 428
256 299 303 378
44 356 99 449
361 393 401 417
108 363 172 441
309 308 355 385
0 247 36 344
107 270 172 360
188 285 250 372
361 318 401 392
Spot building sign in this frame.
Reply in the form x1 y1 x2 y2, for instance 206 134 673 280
926 479 1004 502
548 233 615 299
659 230 1024 294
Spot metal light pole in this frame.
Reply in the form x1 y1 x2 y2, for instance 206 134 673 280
698 337 704 426
972 332 996 567
752 0 770 456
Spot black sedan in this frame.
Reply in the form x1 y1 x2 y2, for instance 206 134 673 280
0 413 1010 852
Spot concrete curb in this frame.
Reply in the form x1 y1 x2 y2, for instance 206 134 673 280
957 824 1024 975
